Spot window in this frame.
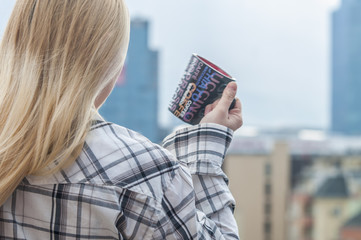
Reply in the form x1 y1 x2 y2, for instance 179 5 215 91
265 182 272 195
331 207 342 217
265 162 272 176
265 203 272 215
264 221 272 234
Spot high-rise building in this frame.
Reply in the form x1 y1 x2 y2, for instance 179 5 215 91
332 0 361 135
100 19 160 142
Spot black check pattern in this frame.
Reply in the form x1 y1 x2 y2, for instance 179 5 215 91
0 113 239 239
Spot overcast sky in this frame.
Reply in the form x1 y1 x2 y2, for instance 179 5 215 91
1 0 341 129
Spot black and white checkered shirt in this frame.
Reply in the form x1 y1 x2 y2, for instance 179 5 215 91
0 114 239 239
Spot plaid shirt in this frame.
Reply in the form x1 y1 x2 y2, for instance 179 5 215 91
0 114 239 239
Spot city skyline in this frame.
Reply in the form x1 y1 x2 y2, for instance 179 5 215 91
126 0 340 129
0 0 341 130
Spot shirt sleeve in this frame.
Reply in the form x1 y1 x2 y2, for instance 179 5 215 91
154 123 239 239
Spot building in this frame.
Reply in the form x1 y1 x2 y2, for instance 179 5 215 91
100 19 160 142
224 142 290 240
288 193 313 240
332 0 361 135
341 211 361 240
313 174 350 240
223 127 361 239
288 154 361 240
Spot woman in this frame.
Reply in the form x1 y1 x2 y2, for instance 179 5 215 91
0 0 242 239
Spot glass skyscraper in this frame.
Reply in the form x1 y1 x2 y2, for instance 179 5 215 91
100 19 160 142
332 0 361 135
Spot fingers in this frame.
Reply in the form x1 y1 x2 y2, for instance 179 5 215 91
215 82 237 113
204 99 220 116
204 104 212 115
229 97 242 114
200 94 243 131
230 98 243 129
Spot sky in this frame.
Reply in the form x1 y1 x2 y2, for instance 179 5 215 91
0 0 341 129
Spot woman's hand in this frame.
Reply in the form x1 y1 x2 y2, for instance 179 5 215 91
200 82 243 131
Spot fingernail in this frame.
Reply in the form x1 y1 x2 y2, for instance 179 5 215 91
228 82 237 92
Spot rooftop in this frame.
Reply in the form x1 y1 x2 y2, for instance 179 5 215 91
344 211 361 228
315 174 349 198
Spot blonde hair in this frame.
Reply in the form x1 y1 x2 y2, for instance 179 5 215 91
0 0 130 206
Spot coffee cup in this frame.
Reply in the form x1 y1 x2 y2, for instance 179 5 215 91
169 54 236 125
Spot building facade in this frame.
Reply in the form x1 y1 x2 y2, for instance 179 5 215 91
224 142 290 240
100 19 160 142
332 0 361 135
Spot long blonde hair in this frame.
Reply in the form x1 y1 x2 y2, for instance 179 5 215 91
0 0 130 206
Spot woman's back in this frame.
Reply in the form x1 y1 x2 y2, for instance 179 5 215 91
0 116 178 239
0 116 240 239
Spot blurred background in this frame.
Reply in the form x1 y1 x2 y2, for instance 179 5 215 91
2 0 361 239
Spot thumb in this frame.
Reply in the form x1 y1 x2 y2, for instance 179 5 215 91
215 82 237 112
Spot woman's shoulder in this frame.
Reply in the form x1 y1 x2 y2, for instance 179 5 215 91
27 117 179 201
83 119 179 195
